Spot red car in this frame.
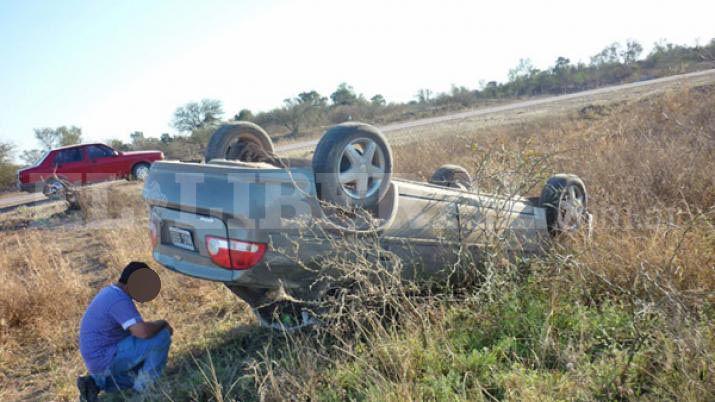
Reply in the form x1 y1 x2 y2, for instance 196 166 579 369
17 143 164 195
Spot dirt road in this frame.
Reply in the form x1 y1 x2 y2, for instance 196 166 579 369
1 68 713 210
0 180 122 212
277 68 715 154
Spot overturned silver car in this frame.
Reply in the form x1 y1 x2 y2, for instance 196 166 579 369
143 122 589 328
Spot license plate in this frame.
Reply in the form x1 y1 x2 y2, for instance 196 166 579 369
168 227 195 251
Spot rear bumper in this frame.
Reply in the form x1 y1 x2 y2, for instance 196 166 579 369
153 247 315 289
153 250 243 282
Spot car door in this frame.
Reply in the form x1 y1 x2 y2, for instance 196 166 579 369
52 147 86 185
85 144 122 183
458 192 547 255
380 181 461 281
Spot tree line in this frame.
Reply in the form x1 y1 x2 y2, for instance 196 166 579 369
1 38 713 190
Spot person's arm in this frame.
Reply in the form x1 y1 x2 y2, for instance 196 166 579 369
128 320 172 339
109 297 172 339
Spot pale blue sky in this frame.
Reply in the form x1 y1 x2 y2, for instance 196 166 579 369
1 0 713 157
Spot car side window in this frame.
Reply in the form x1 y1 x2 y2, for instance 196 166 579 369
87 145 114 159
54 148 83 165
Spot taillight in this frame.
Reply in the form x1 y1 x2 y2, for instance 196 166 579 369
205 236 266 270
149 220 158 248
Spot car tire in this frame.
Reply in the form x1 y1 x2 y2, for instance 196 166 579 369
42 178 67 200
312 122 393 209
429 164 472 190
205 122 275 162
538 174 588 234
224 284 317 331
132 163 151 181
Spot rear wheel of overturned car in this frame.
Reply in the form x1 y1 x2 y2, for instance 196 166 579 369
205 122 275 163
224 284 317 331
538 174 589 234
429 164 472 190
312 122 393 209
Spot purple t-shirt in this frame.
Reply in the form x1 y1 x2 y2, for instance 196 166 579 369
79 285 143 373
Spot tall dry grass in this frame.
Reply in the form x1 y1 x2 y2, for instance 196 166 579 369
0 183 253 400
394 84 715 301
240 84 715 400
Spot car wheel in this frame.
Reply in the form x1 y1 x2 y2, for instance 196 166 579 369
538 174 589 234
132 163 151 181
224 284 317 331
312 122 393 209
42 178 67 200
253 301 318 331
205 122 275 162
429 164 472 190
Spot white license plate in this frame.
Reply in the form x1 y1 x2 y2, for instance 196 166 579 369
168 227 195 251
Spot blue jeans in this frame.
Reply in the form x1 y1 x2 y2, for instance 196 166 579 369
91 327 172 392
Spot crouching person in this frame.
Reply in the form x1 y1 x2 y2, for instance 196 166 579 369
77 262 173 401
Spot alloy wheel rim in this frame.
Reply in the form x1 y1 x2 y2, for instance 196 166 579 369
557 184 586 231
337 138 385 200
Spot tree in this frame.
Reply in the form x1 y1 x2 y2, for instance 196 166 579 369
591 42 622 65
552 57 571 74
416 88 433 104
189 126 216 148
621 40 643 64
130 131 145 146
160 133 173 144
297 90 328 108
172 99 224 132
370 94 386 106
234 109 254 121
330 83 359 106
0 141 14 164
277 90 328 135
33 126 83 150
448 85 473 106
508 58 536 81
108 139 131 151
57 126 83 146
0 141 17 189
20 149 44 165
34 128 57 150
481 81 499 98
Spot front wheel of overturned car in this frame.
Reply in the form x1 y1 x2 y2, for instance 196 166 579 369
205 121 275 163
538 174 589 234
429 164 472 190
224 284 318 331
312 122 393 209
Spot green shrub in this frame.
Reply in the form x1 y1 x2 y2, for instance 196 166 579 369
0 163 17 191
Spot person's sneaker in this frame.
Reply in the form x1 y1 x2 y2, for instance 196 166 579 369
77 375 100 402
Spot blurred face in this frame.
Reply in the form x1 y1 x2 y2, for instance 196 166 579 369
125 267 161 303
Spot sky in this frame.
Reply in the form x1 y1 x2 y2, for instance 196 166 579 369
1 0 713 158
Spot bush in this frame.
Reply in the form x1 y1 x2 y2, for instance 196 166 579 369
0 163 18 191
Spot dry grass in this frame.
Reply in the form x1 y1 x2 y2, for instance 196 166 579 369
248 84 715 400
0 84 713 401
0 183 252 400
393 84 715 303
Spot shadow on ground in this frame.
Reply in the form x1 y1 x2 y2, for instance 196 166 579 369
103 322 299 402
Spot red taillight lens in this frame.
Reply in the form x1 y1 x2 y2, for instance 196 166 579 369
149 220 158 248
205 236 266 270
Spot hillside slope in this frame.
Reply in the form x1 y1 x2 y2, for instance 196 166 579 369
0 82 713 401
